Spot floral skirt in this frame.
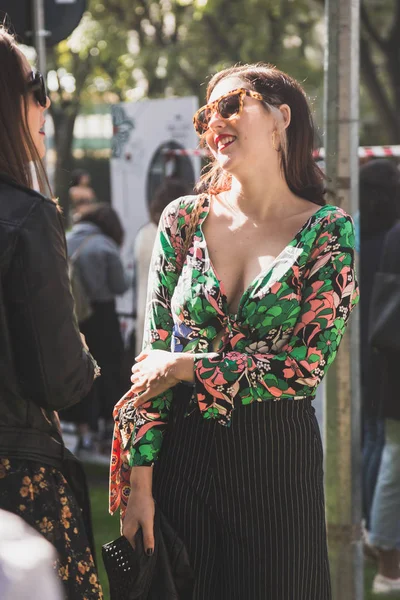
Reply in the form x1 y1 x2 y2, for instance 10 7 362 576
0 457 103 600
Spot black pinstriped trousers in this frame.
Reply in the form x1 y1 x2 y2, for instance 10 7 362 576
153 386 332 600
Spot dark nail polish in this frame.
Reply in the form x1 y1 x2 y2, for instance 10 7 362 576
146 548 154 557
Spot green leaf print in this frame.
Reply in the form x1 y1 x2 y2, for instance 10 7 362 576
316 330 338 355
203 406 219 419
264 373 279 387
138 444 157 462
126 199 358 468
241 389 254 405
269 306 283 317
290 346 307 361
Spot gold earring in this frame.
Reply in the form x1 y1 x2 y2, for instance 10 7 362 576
272 130 279 152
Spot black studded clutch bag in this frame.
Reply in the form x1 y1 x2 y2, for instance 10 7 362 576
102 508 195 600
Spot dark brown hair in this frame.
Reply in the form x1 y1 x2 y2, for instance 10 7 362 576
70 169 90 187
150 178 192 225
197 63 325 206
77 202 124 247
0 26 50 195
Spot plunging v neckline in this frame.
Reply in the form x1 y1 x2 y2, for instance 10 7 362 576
198 199 328 318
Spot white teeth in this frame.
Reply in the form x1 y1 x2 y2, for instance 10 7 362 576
218 136 235 149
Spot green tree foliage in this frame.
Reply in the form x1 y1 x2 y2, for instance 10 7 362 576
102 0 324 98
314 0 400 143
359 0 400 143
49 0 325 204
47 5 134 209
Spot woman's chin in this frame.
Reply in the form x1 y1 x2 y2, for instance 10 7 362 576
216 153 235 172
37 139 46 160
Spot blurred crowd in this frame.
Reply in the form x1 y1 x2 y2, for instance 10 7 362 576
357 159 400 594
60 174 191 462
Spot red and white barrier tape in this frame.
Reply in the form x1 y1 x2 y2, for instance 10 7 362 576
163 148 206 156
162 146 400 158
315 146 400 158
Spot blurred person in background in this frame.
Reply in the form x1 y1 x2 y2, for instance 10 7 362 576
0 27 102 598
366 191 400 594
134 177 191 355
359 160 400 542
68 168 96 223
62 202 129 456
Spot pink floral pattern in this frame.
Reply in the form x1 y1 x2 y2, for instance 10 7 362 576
110 196 359 514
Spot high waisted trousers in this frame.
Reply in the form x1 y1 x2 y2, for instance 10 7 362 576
153 386 332 600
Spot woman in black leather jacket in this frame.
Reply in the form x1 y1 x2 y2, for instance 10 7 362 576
0 28 103 598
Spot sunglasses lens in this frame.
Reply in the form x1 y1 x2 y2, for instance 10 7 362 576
35 88 47 108
194 108 210 134
218 93 241 119
194 91 243 135
30 73 47 107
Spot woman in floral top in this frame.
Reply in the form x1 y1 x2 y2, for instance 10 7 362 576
111 64 359 600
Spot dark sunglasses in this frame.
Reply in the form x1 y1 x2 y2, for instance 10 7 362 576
27 71 47 108
193 87 265 136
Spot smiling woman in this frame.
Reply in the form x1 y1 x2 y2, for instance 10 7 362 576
196 65 325 204
111 63 359 600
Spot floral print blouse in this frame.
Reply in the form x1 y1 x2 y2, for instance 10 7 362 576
110 194 359 512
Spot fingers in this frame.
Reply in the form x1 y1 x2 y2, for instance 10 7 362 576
130 371 143 384
135 350 148 363
133 390 153 407
130 377 148 394
131 361 141 374
141 518 155 556
122 519 139 549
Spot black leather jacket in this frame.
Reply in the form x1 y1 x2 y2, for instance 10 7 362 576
0 173 97 463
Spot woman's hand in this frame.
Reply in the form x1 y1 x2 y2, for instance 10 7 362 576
130 350 194 408
121 490 155 554
122 466 155 554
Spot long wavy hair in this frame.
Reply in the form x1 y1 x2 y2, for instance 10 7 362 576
0 26 51 195
196 63 325 206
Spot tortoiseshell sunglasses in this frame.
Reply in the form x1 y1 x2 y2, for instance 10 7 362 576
193 87 265 136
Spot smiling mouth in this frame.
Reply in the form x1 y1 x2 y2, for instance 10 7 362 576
216 135 236 151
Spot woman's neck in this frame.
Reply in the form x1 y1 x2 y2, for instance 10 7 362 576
225 174 298 222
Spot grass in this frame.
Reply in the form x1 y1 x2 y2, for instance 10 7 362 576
87 467 400 600
86 463 119 600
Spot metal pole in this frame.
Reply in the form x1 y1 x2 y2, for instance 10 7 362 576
323 0 363 599
32 0 47 75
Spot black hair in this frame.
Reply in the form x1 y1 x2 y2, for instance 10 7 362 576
70 169 90 187
77 202 124 246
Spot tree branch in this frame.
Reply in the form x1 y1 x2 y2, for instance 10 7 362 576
388 0 400 46
202 13 237 59
360 34 400 142
360 1 388 52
